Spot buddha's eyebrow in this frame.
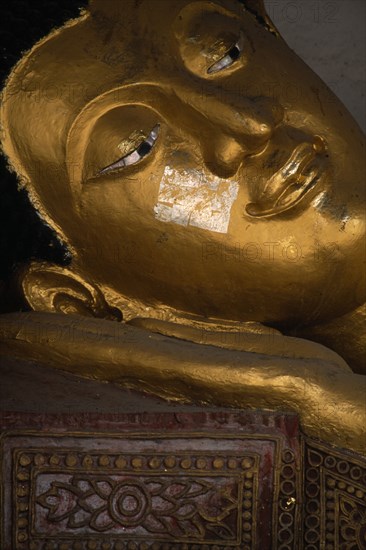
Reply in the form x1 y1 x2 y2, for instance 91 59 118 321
99 124 160 175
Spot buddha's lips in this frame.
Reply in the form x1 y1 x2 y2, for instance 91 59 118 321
246 137 327 217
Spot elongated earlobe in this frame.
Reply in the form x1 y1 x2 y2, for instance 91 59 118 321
20 262 122 321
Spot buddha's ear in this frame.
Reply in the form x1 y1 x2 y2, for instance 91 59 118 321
20 262 121 321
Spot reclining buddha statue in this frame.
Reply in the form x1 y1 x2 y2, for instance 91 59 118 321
0 0 365 459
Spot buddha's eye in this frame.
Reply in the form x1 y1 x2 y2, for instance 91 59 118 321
207 33 245 74
99 124 160 175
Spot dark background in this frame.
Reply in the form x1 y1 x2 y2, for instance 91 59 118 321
0 0 88 311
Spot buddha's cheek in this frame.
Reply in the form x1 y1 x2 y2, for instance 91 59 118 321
153 165 239 234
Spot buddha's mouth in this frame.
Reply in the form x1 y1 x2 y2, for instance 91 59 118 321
246 136 327 217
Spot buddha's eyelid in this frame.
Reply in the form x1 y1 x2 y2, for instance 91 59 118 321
207 32 245 74
99 124 160 175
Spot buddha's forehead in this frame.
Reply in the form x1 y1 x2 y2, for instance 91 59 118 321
20 0 249 93
4 0 254 139
88 0 248 56
1 0 265 200
90 0 245 24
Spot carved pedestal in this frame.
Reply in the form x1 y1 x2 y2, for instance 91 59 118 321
1 410 365 549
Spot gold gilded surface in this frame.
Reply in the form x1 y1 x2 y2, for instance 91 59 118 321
0 1 365 454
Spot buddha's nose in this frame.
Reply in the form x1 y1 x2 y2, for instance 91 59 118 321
191 87 284 177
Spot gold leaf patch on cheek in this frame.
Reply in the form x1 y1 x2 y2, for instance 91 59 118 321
154 166 239 234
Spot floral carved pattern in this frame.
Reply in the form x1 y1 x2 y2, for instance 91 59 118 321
10 447 264 549
36 474 239 540
3 414 366 549
0 415 304 549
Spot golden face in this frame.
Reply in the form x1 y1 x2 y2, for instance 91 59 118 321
2 0 365 326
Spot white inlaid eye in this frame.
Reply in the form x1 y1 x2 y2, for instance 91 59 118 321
207 33 245 74
99 124 160 175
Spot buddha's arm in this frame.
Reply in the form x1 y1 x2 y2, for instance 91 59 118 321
128 316 351 370
293 303 366 375
0 311 365 454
